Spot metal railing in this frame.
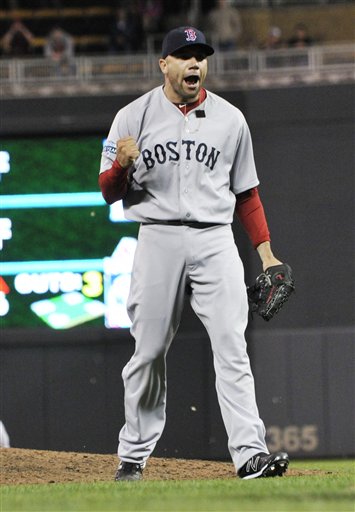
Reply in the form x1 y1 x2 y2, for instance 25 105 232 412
0 43 354 94
233 0 354 5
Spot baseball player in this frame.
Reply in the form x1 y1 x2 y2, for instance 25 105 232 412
99 26 289 481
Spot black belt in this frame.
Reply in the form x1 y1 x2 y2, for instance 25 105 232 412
142 220 222 229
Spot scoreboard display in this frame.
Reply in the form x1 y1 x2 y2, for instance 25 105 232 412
0 136 139 329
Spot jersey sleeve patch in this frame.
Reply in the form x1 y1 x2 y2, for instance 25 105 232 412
102 140 117 156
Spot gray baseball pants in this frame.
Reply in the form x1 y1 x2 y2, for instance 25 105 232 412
118 223 268 471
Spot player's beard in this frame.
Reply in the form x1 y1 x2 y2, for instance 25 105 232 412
172 79 202 103
183 84 201 102
163 65 206 103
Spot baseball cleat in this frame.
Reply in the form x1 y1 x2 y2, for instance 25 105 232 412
237 452 289 480
115 461 143 481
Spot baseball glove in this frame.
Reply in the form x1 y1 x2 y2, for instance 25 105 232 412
247 263 295 321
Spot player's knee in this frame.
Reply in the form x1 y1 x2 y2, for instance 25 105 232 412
129 347 167 370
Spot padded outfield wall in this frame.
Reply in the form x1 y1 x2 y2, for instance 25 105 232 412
1 83 354 459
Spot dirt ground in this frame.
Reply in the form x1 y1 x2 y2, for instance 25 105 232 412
0 448 320 485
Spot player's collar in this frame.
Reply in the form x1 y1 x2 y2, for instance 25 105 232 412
173 88 206 115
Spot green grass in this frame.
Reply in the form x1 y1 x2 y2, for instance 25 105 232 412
1 460 354 512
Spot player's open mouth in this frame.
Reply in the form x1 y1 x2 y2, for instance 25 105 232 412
184 75 199 87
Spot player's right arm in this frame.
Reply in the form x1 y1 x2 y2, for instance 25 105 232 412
116 136 140 168
99 136 140 205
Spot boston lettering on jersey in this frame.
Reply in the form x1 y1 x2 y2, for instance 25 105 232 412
141 140 221 171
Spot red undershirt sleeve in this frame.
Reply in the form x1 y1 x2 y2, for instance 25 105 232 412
98 159 129 204
235 187 271 249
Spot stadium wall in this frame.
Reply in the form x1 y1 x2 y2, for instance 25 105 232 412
1 83 354 459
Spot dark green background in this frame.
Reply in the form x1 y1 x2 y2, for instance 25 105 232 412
2 137 103 194
1 136 139 328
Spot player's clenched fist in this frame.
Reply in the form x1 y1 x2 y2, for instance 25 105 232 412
116 137 140 168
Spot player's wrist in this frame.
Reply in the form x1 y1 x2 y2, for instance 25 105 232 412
113 158 127 171
256 242 282 271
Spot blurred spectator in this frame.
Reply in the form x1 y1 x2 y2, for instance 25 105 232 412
206 0 242 52
127 3 145 51
288 23 314 48
109 6 132 54
108 7 130 54
44 27 75 76
141 0 163 35
1 19 34 56
259 26 284 50
109 4 145 54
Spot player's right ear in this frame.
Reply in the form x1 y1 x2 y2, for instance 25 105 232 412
159 58 168 75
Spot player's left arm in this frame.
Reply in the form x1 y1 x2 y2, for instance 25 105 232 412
256 241 282 272
235 187 282 270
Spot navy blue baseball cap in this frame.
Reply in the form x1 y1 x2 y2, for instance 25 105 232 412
162 26 214 58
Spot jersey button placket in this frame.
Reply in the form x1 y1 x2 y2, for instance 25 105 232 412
184 116 190 134
182 160 191 220
180 118 192 221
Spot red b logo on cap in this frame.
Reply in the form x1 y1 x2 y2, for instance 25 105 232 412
185 28 197 42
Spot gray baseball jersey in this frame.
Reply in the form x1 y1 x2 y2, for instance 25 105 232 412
101 86 269 473
100 86 259 223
